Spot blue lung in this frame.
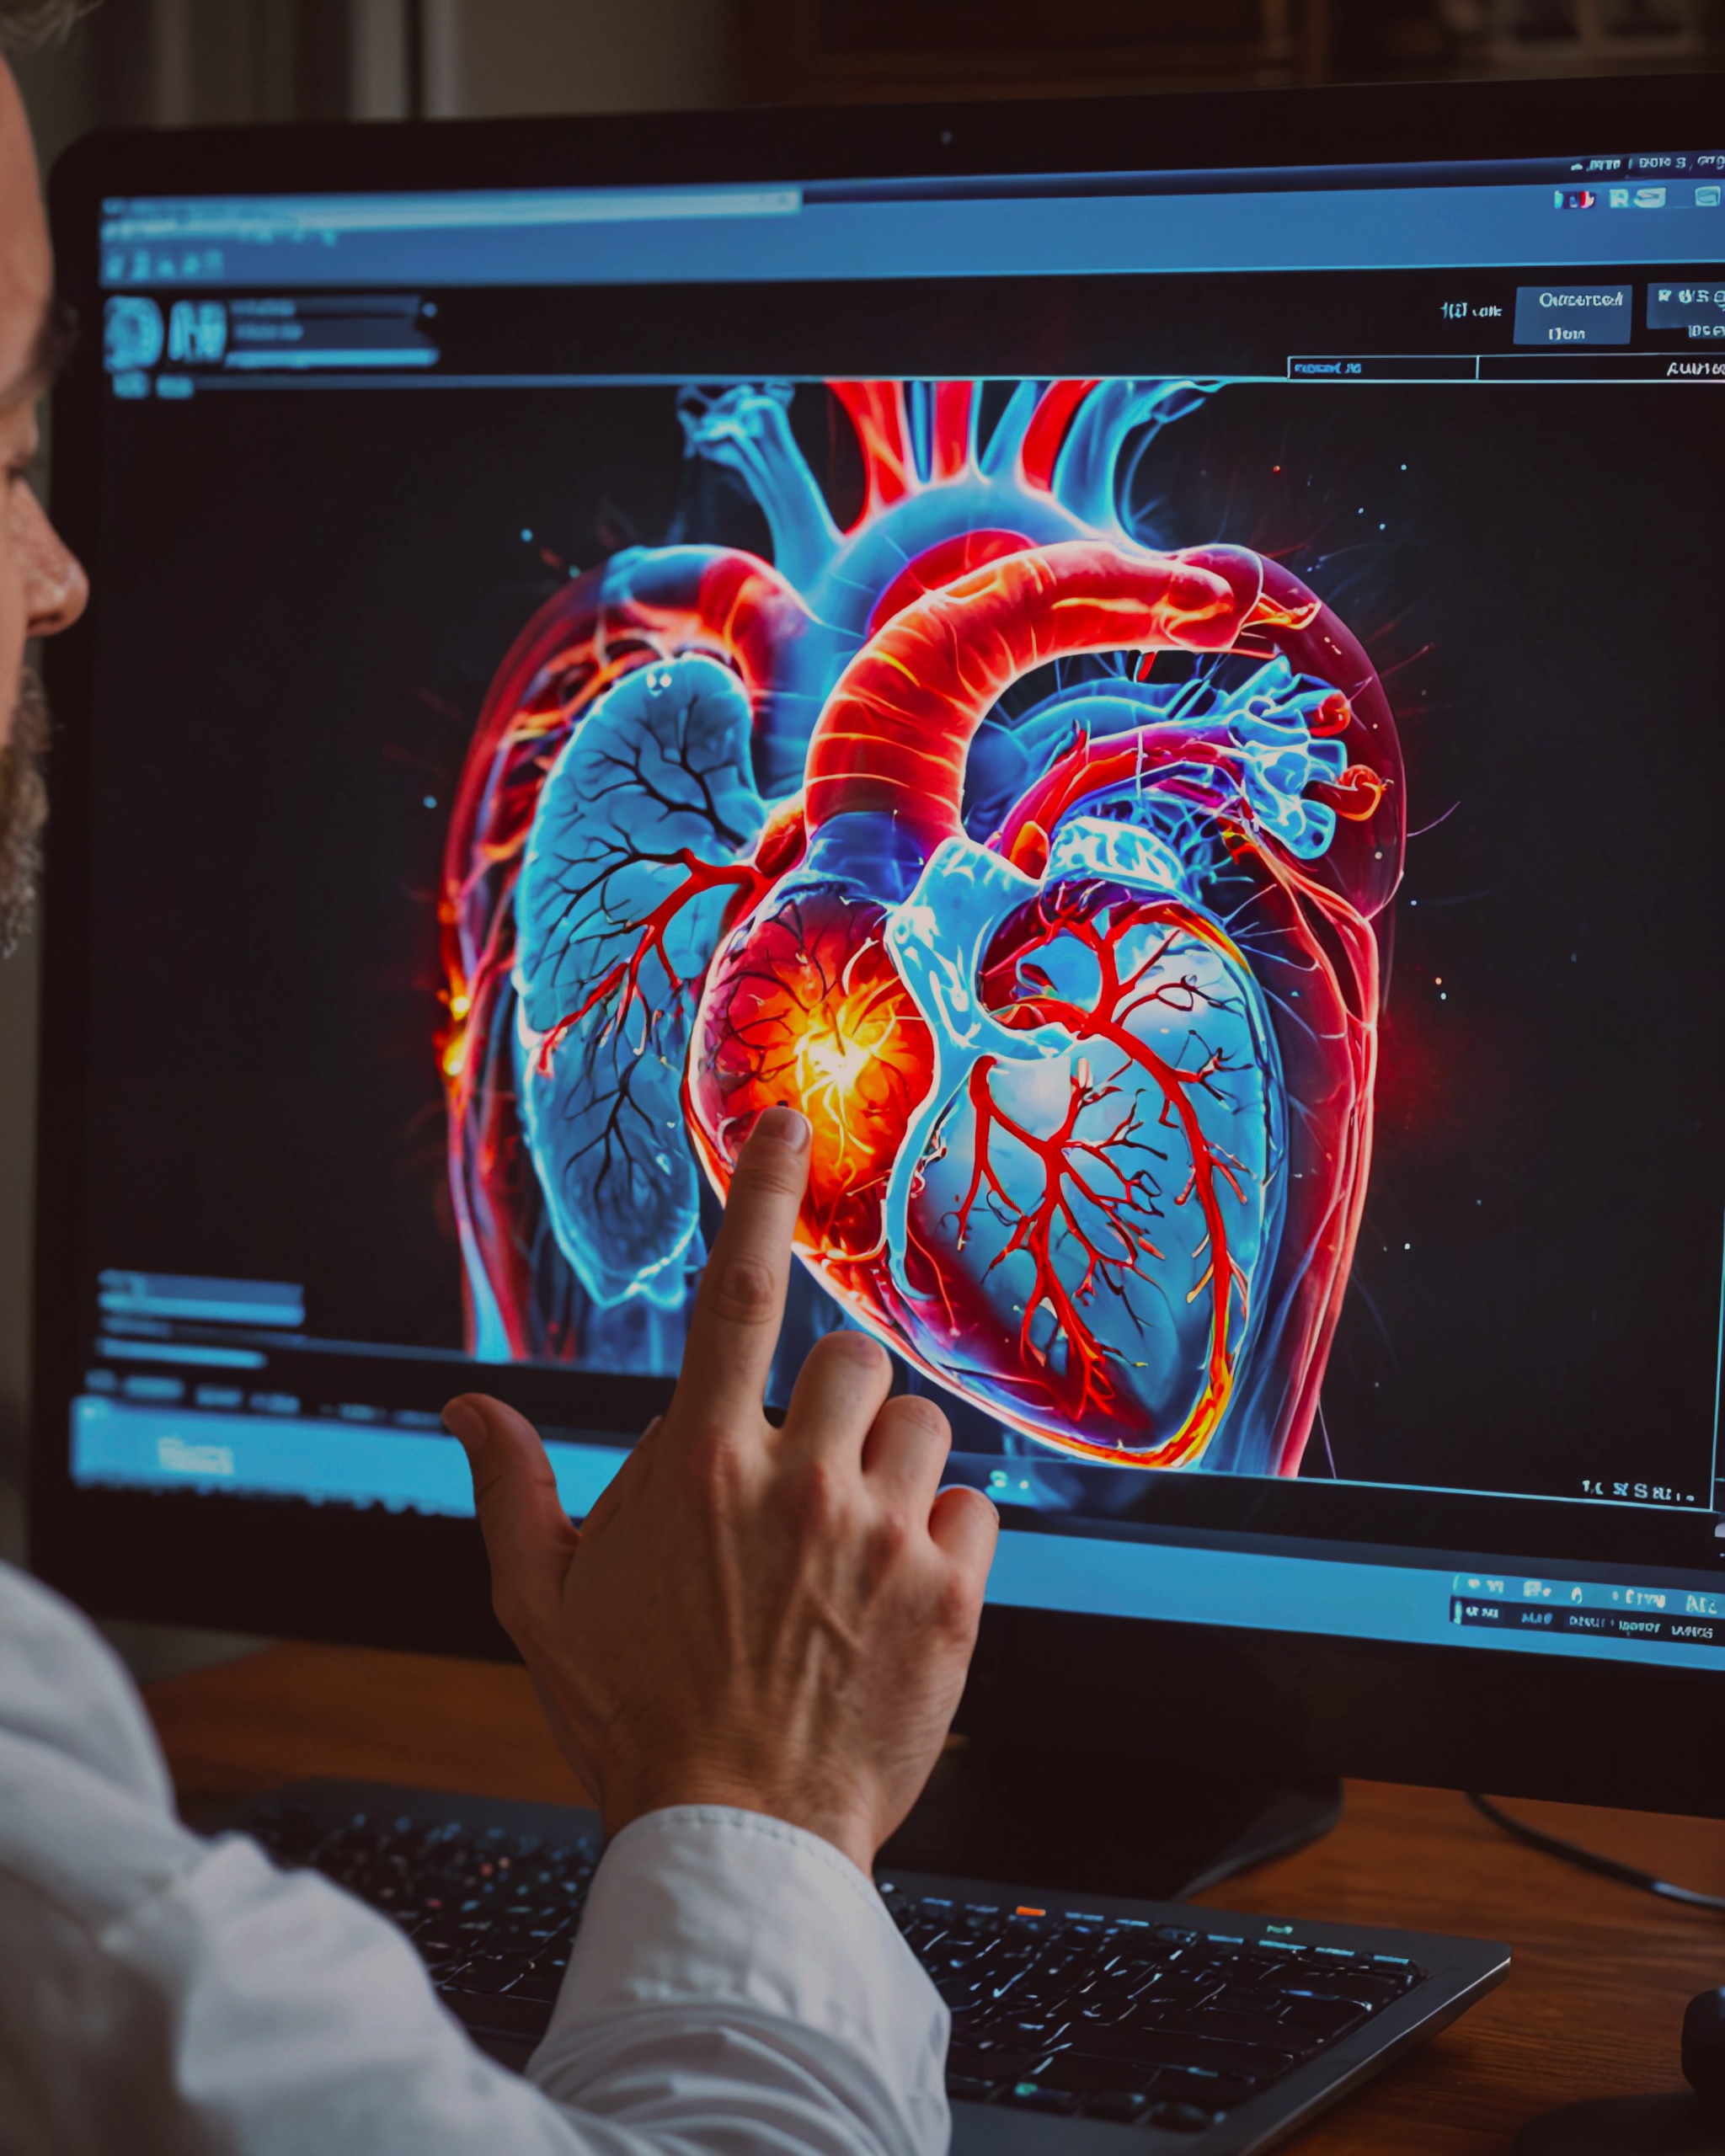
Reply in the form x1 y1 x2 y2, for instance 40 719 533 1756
513 655 766 1309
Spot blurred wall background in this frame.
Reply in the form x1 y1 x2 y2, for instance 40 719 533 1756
1 0 1719 1661
11 0 1725 148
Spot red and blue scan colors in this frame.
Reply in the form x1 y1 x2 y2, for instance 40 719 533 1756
440 380 1404 1477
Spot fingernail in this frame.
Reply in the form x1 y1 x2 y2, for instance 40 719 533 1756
756 1104 810 1152
442 1398 483 1449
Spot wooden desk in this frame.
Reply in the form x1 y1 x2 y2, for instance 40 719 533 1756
145 1641 1725 2153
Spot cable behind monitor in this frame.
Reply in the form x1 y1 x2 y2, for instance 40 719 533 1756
1469 1793 1725 1916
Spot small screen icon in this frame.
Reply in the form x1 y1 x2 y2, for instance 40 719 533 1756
166 299 227 365
1634 185 1667 209
1698 184 1722 208
1554 188 1597 210
102 295 163 373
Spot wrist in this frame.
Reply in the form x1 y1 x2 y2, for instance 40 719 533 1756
601 1770 879 1877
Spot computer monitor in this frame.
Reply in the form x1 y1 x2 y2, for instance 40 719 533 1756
30 76 1725 1844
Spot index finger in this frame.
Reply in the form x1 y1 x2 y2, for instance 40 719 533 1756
671 1106 810 1435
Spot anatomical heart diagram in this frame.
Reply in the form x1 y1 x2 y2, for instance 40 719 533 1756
440 379 1404 1477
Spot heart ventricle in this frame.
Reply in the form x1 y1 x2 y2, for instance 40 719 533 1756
689 877 933 1274
681 536 1387 1472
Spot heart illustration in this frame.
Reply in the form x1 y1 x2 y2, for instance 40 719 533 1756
442 381 1403 1474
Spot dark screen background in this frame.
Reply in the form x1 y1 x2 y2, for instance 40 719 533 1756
82 364 1725 1514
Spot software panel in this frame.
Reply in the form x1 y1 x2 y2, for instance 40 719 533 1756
72 145 1724 1672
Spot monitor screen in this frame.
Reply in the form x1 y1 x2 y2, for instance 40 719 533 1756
60 131 1725 1678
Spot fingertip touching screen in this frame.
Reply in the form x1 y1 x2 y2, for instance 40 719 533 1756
67 139 1725 1670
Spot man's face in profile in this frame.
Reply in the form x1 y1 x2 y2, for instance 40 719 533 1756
0 53 87 952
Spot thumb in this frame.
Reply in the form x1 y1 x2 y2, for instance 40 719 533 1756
444 1393 577 1634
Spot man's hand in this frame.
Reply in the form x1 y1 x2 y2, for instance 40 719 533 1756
443 1106 999 1876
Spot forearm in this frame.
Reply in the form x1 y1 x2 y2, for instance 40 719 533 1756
3 1760 943 2156
0 1570 946 2156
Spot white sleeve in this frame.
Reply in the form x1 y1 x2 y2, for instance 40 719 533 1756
532 1807 950 2156
0 1565 949 2156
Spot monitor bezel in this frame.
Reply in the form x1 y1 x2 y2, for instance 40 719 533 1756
29 72 1725 1817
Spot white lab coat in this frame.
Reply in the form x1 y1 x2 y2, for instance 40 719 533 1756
0 1563 949 2156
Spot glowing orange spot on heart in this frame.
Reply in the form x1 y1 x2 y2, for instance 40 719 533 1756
692 888 934 1271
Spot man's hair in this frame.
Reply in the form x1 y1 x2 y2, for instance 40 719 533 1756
0 0 86 53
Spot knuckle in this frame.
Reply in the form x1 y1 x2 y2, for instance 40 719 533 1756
934 1569 982 1638
784 1454 846 1534
683 1422 742 1500
802 1455 844 1518
705 1253 779 1326
868 1510 914 1568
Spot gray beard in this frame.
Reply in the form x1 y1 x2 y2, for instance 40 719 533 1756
0 664 47 958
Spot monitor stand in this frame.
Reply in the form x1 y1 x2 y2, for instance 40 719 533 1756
877 1733 1342 1903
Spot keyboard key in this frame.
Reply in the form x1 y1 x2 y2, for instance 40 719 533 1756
947 2042 1040 2082
509 1961 566 2005
1207 1985 1294 2018
1001 1979 1082 2011
932 1939 998 1972
1145 2100 1220 2133
1148 2069 1259 2110
447 1952 533 1995
1140 2028 1296 2081
1073 2023 1295 2084
1289 1972 1408 2011
1082 2090 1151 2123
1039 2052 1182 2096
1062 2023 1178 2064
934 1976 993 2010
999 2084 1080 2116
1122 1971 1226 2015
1152 2004 1322 2052
1201 1952 1288 1992
1279 1992 1370 2038
959 2013 1070 2048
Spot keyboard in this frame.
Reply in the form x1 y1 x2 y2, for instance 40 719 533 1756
892 1889 1420 2126
236 1782 1508 2148
246 1790 599 2012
